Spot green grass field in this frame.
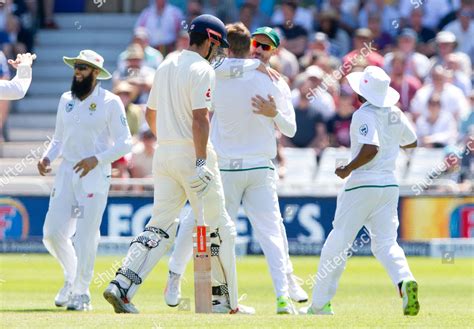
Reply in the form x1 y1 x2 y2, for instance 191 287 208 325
0 254 473 328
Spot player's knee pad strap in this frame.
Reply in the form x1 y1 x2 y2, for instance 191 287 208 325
130 226 169 249
212 284 229 297
116 267 142 285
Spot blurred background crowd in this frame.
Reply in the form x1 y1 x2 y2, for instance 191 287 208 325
0 0 472 192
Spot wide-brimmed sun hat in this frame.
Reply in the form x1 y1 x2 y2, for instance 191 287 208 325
63 49 112 80
347 66 400 108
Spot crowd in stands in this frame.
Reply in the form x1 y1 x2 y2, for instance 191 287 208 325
111 0 472 190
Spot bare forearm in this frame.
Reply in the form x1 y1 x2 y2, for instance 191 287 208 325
192 116 209 159
145 107 156 136
346 145 379 171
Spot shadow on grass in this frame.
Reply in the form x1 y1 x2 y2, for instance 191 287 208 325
0 308 64 313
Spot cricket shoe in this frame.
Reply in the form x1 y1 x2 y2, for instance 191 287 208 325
299 302 334 315
276 295 297 314
400 280 420 316
164 271 182 307
103 280 139 314
212 298 255 314
287 273 308 303
66 294 92 311
54 281 72 307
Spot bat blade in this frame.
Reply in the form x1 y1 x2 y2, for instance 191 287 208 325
193 224 212 313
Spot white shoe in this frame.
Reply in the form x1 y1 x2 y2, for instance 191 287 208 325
54 281 72 307
103 281 139 314
212 298 255 314
287 273 308 303
66 294 92 311
164 271 182 307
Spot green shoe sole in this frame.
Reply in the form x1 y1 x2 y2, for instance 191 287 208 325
403 281 420 316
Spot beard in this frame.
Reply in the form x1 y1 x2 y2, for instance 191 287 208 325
71 73 94 99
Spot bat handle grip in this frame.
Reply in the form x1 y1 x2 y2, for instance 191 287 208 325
197 195 205 226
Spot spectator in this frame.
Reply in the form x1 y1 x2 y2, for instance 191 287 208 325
459 90 474 141
0 50 10 141
315 10 350 58
416 93 458 148
129 129 156 190
39 0 57 29
444 0 474 62
411 65 469 121
320 0 358 34
283 74 328 157
384 28 431 80
135 0 184 54
111 156 131 191
269 28 299 82
0 1 24 58
406 8 436 57
202 0 239 24
367 13 394 53
271 0 313 33
300 32 341 70
399 0 456 31
389 51 422 113
185 0 202 22
275 0 309 58
298 65 336 121
431 31 472 78
113 43 155 104
117 27 163 72
445 53 472 96
326 90 354 148
342 28 384 76
239 2 260 32
358 0 399 36
113 81 143 137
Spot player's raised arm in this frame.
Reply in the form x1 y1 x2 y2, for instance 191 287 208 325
0 53 36 100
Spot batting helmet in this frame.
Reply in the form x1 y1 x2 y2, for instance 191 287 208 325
188 14 229 48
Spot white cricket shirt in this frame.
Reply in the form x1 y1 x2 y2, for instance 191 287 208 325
211 58 296 169
345 102 417 189
43 83 133 164
147 50 215 143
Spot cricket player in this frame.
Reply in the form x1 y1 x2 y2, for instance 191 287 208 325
38 50 132 311
103 14 253 314
0 53 35 100
165 24 307 314
300 66 420 316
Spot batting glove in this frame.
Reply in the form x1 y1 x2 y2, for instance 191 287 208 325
188 158 214 197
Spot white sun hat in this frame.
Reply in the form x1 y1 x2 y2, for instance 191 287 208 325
63 49 112 80
347 66 400 108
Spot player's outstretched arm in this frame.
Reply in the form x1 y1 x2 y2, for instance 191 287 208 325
0 53 36 100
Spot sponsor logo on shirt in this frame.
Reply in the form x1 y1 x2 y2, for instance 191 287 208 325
359 124 368 136
205 88 211 101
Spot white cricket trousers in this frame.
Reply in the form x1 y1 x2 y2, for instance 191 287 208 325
170 167 291 298
43 160 110 295
312 186 415 308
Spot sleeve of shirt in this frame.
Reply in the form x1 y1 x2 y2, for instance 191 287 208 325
351 111 380 146
146 69 159 110
214 58 261 79
273 80 297 137
191 64 215 110
95 96 133 164
42 95 65 161
400 111 418 146
0 65 32 100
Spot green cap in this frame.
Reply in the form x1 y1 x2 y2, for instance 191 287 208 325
252 26 280 48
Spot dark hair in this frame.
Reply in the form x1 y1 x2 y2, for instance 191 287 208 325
189 31 208 47
357 94 366 103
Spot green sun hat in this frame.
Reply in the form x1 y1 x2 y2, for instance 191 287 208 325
252 26 280 48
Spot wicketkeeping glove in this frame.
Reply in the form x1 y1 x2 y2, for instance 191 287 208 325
188 158 214 197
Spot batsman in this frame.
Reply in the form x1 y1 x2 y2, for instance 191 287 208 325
104 14 252 314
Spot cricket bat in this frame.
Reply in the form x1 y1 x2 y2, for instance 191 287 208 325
193 198 212 313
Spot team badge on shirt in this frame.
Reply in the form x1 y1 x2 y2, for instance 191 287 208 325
359 124 368 136
205 88 211 101
120 114 127 127
65 101 74 112
89 103 97 112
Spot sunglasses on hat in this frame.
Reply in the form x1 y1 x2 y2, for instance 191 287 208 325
251 39 274 51
74 63 91 71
